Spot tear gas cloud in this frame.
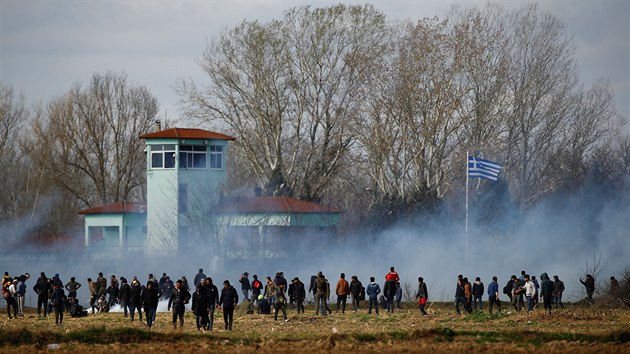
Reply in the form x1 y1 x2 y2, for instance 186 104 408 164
1 184 628 309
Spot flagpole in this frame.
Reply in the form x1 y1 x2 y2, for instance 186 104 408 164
465 150 469 259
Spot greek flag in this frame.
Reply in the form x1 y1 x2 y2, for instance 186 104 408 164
468 156 501 181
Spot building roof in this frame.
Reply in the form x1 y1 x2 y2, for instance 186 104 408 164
79 202 147 215
140 127 236 141
215 196 342 214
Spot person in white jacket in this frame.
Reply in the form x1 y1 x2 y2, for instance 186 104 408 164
523 275 536 312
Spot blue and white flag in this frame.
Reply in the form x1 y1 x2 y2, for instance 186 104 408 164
468 156 501 181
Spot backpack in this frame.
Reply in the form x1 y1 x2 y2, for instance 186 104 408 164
1 287 9 299
359 286 366 301
502 286 509 295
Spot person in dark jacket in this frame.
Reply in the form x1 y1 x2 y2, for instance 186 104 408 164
33 273 51 317
487 276 501 314
142 281 160 329
274 272 287 292
105 280 119 309
218 280 238 330
472 277 484 311
119 277 131 317
349 275 363 311
580 274 595 304
129 279 143 321
168 279 191 329
239 272 250 301
454 277 466 315
250 275 263 306
203 277 219 331
539 272 554 314
552 275 565 308
193 269 206 287
383 277 397 313
192 283 210 331
50 284 66 325
273 283 288 321
290 277 306 313
313 272 327 316
416 277 428 315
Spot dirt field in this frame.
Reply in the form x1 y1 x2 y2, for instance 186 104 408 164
1 302 628 353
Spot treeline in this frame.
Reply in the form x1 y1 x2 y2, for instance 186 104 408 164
1 3 628 241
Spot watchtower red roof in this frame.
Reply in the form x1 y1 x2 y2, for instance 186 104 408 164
140 127 236 140
79 202 147 215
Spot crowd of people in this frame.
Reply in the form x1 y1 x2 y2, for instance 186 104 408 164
0 267 617 330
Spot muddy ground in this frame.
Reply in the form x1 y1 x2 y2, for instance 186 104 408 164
0 302 628 353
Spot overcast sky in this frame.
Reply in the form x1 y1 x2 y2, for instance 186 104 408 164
1 1 628 126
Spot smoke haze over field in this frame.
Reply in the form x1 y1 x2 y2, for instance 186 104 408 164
2 181 628 309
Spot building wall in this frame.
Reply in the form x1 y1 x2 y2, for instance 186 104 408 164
146 139 180 256
145 138 228 256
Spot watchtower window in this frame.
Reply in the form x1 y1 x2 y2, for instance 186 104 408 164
209 145 223 169
179 145 207 169
150 144 176 169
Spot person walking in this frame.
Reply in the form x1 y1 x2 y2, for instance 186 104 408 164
335 273 350 314
539 273 554 315
552 275 565 309
218 280 238 330
204 277 219 331
580 274 595 304
168 279 192 329
463 277 473 314
50 283 65 325
416 277 428 316
366 277 381 315
273 283 288 321
142 281 160 329
129 278 143 322
3 281 17 319
192 283 210 332
119 277 131 317
291 277 306 314
487 276 501 314
239 272 251 302
15 276 26 317
472 277 484 311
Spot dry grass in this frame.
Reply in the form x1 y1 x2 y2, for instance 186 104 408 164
1 302 629 353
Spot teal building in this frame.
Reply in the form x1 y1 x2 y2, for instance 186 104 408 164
80 127 341 259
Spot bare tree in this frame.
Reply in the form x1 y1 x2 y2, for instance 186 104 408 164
26 72 159 208
503 4 578 206
0 84 29 220
179 4 389 201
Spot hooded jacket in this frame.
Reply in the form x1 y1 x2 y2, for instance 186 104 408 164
539 273 554 298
